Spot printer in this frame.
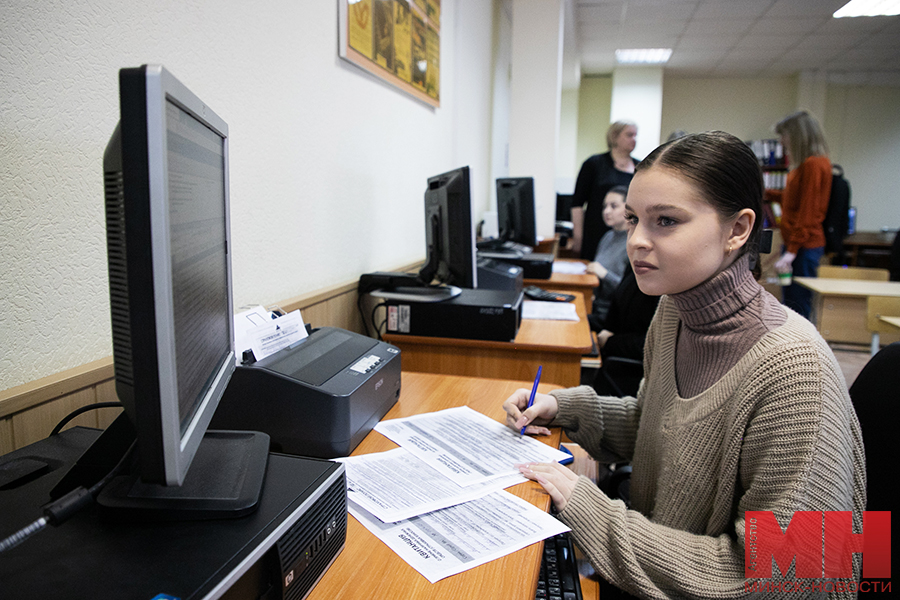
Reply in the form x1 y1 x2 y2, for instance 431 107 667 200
212 326 401 458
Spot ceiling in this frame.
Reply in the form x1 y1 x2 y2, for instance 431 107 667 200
563 0 900 87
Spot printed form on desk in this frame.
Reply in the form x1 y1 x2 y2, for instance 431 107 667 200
339 406 571 583
522 300 579 321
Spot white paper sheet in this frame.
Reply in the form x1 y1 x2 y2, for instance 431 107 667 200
337 447 525 522
233 305 273 362
522 300 579 321
552 261 587 275
374 406 571 487
348 491 569 583
246 310 308 361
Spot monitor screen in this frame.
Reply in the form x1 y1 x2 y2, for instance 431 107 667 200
417 167 477 289
496 177 537 247
103 65 236 487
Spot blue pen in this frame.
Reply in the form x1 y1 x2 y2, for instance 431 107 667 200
520 365 543 435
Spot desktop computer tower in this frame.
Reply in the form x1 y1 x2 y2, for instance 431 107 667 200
0 427 348 600
381 288 523 341
477 250 554 279
477 257 524 293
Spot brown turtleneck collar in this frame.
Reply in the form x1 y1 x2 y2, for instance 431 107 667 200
669 253 787 398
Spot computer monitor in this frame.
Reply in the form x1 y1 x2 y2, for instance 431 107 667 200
417 166 478 290
91 64 267 518
496 177 537 247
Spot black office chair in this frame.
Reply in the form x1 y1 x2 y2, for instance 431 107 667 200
594 356 644 398
555 193 575 247
848 341 900 512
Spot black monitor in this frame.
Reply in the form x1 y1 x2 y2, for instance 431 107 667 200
496 177 537 247
84 65 268 519
417 166 478 291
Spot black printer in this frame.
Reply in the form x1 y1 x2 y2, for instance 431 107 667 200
212 326 401 458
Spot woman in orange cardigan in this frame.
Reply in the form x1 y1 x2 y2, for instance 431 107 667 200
771 110 832 319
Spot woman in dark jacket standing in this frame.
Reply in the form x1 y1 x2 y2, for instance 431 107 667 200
570 120 639 260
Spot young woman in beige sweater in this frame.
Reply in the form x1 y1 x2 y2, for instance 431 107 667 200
504 131 865 599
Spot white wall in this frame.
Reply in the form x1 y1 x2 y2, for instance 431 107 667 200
556 88 579 193
610 67 663 160
508 0 564 239
661 76 798 141
825 83 900 232
574 76 611 170
0 0 498 391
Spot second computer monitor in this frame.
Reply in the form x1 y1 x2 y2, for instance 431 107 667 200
496 177 537 247
418 166 477 289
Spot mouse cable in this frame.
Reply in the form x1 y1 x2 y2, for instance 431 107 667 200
0 440 135 553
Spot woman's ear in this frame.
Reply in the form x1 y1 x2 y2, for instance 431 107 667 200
727 208 756 251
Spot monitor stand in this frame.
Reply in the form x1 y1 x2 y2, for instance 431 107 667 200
52 413 269 521
370 285 462 303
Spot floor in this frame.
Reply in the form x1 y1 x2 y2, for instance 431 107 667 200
830 344 873 390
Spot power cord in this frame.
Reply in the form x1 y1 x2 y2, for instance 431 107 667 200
1 403 132 553
0 440 135 553
50 402 123 436
370 301 387 341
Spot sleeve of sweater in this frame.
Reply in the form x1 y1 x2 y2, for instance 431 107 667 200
551 337 864 600
547 297 657 461
780 157 832 254
548 386 642 464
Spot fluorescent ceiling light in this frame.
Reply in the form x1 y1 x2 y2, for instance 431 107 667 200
834 0 900 17
615 48 673 64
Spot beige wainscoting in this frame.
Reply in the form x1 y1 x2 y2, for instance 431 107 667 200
0 262 420 453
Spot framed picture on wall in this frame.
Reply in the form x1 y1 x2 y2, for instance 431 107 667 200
339 0 440 107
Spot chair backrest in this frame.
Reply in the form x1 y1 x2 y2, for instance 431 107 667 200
819 265 889 281
849 342 900 511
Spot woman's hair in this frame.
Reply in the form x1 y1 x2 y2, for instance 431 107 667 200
775 110 829 166
606 185 629 198
635 131 764 270
606 120 637 150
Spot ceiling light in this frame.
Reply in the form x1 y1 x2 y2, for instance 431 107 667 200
615 48 673 64
834 0 900 17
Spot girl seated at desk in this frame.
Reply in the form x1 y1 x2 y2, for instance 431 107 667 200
503 131 865 599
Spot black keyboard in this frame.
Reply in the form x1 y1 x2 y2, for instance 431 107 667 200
535 531 583 600
524 286 576 303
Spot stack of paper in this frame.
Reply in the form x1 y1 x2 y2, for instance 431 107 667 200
337 406 571 583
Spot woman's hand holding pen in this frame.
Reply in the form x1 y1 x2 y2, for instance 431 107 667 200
502 389 558 436
503 389 578 510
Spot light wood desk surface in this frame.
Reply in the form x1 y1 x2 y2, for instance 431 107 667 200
793 277 900 297
880 316 900 329
383 292 593 387
525 259 596 315
306 372 566 600
794 277 900 346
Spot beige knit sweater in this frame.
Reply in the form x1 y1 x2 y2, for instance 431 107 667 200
550 279 866 599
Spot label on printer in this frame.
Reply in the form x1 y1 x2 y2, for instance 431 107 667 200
351 354 382 374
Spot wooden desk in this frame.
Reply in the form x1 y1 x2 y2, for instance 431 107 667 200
880 316 900 329
384 292 593 387
525 259 596 315
794 277 900 346
306 372 563 600
842 231 895 268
